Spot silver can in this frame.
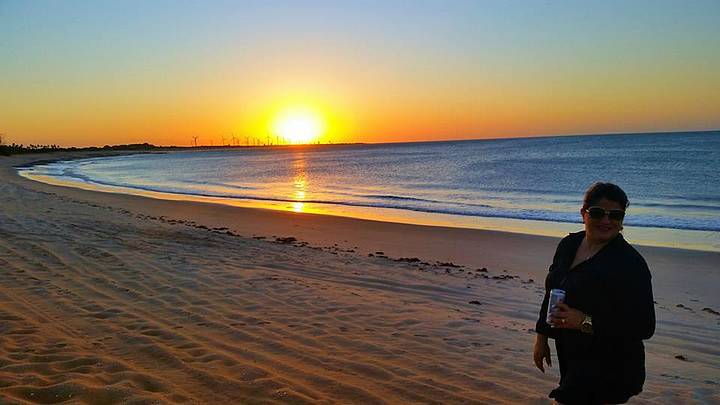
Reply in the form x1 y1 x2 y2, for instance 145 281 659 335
546 288 566 324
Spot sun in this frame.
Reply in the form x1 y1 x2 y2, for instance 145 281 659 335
273 107 325 144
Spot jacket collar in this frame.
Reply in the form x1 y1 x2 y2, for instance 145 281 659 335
562 230 624 265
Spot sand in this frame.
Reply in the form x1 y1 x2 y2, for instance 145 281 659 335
1 151 718 404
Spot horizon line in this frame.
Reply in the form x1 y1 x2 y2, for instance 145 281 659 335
3 128 718 150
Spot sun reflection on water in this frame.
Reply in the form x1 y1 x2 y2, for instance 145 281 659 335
291 153 308 213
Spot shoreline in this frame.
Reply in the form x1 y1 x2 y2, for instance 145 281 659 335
15 150 720 253
4 152 720 284
6 152 720 307
2 151 719 403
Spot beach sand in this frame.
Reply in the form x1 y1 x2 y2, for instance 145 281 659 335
1 152 718 404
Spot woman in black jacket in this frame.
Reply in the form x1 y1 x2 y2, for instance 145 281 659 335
534 182 655 404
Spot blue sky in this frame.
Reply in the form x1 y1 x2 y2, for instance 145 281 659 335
2 0 719 146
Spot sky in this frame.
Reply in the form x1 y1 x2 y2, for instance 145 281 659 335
1 0 719 147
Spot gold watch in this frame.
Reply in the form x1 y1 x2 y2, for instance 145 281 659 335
580 314 593 334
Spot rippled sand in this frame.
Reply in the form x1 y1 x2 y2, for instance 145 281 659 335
1 152 718 404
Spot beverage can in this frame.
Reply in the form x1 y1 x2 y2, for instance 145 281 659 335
546 288 566 324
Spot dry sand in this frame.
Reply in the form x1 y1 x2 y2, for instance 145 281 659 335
1 152 718 404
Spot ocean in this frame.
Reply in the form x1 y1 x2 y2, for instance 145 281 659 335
18 131 720 251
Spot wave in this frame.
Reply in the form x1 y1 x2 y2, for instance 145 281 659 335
355 194 494 209
634 201 720 211
20 166 720 233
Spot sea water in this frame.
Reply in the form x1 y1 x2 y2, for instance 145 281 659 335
18 131 720 251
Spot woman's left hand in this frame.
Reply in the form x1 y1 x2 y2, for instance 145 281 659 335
548 303 585 329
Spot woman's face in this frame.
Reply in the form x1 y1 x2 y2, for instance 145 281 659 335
582 198 624 244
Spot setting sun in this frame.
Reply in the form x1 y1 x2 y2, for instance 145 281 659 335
273 107 325 144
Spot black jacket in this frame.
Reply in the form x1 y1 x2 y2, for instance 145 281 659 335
536 231 655 404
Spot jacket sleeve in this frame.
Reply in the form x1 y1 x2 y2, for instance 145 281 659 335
535 237 568 338
592 254 655 340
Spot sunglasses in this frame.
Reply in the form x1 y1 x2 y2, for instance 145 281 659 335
584 206 625 221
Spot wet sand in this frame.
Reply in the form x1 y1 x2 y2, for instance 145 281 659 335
1 152 718 404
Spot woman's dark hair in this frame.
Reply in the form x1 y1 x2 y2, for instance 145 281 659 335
582 182 629 210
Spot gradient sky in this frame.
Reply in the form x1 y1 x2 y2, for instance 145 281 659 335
2 0 719 147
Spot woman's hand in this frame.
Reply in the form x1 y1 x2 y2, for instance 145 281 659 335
533 334 552 373
548 303 585 329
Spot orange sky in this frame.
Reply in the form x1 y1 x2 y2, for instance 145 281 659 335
2 1 719 147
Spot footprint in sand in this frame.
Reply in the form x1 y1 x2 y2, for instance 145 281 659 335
701 307 720 315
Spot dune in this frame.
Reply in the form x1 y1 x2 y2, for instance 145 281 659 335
1 152 718 404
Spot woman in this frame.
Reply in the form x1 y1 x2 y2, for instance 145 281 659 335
534 182 655 404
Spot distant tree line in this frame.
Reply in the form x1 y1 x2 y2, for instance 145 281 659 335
0 140 362 156
0 142 158 156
